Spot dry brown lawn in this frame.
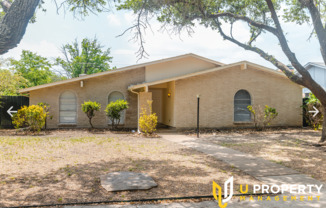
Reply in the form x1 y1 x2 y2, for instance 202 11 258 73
0 129 259 207
197 128 326 183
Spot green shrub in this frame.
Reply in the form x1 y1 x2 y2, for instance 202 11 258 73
37 102 52 129
81 101 101 128
139 100 158 136
247 105 278 130
12 105 47 132
303 93 323 130
105 99 129 129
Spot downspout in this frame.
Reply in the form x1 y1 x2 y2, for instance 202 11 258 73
130 87 141 134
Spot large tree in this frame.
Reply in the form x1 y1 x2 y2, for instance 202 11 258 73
56 37 114 78
0 0 40 55
119 0 326 142
0 0 110 55
0 69 28 95
10 50 65 87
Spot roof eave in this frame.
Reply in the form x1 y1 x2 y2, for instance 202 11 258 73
19 53 224 93
304 62 326 69
129 61 288 90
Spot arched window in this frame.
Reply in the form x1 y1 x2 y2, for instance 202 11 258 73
234 90 251 122
108 91 125 124
60 91 77 124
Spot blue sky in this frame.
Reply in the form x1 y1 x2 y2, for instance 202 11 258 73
2 1 323 69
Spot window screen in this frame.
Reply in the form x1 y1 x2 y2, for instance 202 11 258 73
59 91 77 124
108 91 125 124
234 90 251 122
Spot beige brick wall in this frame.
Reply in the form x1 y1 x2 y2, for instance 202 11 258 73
139 92 152 116
28 64 302 129
174 65 302 128
145 56 218 83
29 68 145 129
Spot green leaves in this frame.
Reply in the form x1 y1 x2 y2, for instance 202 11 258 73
105 99 129 128
139 100 157 136
247 105 278 130
9 50 64 87
303 93 323 130
307 93 320 105
116 0 325 48
0 69 29 96
282 0 310 24
64 0 109 17
12 105 47 132
263 105 278 125
56 37 114 78
81 100 101 116
81 100 101 128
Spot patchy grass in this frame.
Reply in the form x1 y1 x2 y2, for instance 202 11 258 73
199 128 326 183
0 129 259 207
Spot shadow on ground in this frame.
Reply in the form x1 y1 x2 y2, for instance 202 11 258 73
0 148 258 207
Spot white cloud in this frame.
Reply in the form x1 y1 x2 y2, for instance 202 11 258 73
124 20 263 65
107 14 122 26
3 40 61 60
113 49 135 55
123 12 135 23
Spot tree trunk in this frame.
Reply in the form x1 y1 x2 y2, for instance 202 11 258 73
89 118 93 128
0 0 40 55
320 106 326 143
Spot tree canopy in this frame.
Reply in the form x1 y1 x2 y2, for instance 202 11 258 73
0 69 28 95
56 37 114 78
0 0 111 55
10 50 65 87
118 0 326 142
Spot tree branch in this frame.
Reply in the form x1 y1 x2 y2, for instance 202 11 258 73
117 0 149 61
213 18 304 86
196 2 305 85
265 0 326 103
248 28 262 46
265 0 309 78
0 0 40 55
208 12 278 35
301 0 326 64
0 0 11 13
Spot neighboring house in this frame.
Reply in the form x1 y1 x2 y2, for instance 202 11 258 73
19 53 302 129
303 62 326 97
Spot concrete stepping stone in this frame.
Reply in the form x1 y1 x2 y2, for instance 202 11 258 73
100 172 157 192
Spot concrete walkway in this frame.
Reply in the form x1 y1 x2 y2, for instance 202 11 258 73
64 134 325 208
160 134 326 207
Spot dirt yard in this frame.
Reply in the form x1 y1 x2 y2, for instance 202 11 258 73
196 128 326 183
0 129 259 207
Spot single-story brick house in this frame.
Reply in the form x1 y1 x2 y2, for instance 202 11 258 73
19 53 302 129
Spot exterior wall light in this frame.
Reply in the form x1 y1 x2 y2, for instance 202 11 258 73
168 92 171 97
